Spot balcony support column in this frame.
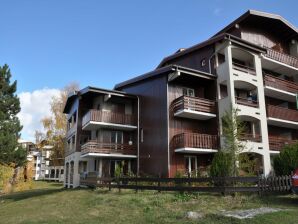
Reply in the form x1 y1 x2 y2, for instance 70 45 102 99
262 153 271 176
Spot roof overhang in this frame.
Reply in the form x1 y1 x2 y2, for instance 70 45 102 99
114 64 216 89
63 86 137 114
156 33 266 69
214 10 298 38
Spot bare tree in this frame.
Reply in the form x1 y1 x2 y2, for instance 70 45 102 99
40 82 79 165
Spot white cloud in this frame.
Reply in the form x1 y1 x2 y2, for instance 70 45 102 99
18 88 60 142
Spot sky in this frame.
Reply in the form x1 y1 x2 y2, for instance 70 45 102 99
0 0 297 141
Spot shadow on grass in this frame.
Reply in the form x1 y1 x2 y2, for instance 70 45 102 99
0 188 65 202
259 193 298 207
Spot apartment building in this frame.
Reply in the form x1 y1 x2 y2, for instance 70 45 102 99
64 10 298 188
19 140 64 181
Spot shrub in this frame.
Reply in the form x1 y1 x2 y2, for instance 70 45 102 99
273 143 298 175
210 151 233 177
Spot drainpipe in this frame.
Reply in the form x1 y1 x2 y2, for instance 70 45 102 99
137 95 140 177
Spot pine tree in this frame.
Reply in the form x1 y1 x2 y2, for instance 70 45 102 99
0 64 26 167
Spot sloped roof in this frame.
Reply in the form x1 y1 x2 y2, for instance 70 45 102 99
156 33 266 69
63 86 137 113
214 9 298 37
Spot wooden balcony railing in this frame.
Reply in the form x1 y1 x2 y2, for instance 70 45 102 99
263 73 298 94
82 109 136 127
239 133 262 142
171 95 216 114
235 96 259 108
269 137 298 151
172 133 218 150
81 140 136 155
267 104 298 122
232 62 256 75
264 48 298 68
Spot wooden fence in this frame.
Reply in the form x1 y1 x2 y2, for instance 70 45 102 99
80 175 293 195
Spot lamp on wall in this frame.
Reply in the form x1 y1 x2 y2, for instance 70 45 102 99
129 135 133 145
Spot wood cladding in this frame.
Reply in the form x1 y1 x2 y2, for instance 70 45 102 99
264 48 298 68
171 95 216 114
267 104 298 122
264 73 298 93
172 133 218 149
118 76 169 177
168 79 218 177
81 140 136 155
268 137 298 151
82 109 136 127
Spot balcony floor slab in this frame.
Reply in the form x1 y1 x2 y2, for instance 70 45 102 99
174 109 216 120
82 121 137 131
175 147 218 154
81 153 137 159
262 56 298 76
264 86 296 102
267 117 298 129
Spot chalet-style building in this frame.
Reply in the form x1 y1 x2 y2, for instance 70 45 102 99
64 10 298 188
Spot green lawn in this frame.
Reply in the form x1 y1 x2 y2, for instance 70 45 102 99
0 181 298 224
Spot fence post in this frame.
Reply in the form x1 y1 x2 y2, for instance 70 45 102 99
222 177 226 196
108 178 111 191
158 173 161 193
188 173 191 187
117 178 121 193
258 175 262 196
135 176 138 193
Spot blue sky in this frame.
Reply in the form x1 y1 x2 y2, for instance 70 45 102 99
1 0 297 141
1 0 297 93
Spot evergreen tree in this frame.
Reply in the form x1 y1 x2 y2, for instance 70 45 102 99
0 64 26 167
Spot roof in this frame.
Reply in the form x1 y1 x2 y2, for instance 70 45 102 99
114 64 217 89
156 33 266 69
214 9 298 37
63 86 137 113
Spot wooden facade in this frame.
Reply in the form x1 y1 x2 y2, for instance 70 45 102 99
64 10 298 184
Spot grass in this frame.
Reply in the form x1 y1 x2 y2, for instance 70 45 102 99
0 181 298 224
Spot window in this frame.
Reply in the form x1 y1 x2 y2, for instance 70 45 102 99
201 58 206 67
185 156 197 177
182 87 195 97
111 131 123 150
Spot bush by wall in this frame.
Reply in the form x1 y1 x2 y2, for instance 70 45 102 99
210 151 233 177
273 143 298 175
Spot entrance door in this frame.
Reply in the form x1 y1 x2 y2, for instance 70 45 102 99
185 156 197 177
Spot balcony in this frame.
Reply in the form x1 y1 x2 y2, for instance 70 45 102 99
269 137 297 151
263 73 298 102
235 96 259 108
81 140 137 158
239 133 262 143
171 96 216 120
232 62 256 76
264 48 298 69
267 105 298 129
172 133 218 154
82 109 137 131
